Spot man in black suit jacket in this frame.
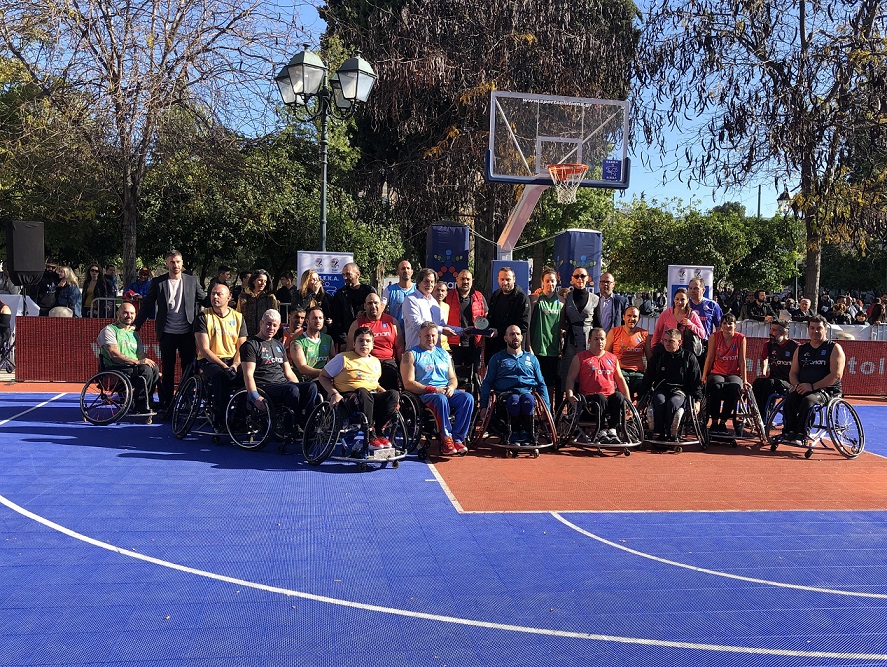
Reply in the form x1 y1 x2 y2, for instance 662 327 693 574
595 272 629 333
134 250 206 413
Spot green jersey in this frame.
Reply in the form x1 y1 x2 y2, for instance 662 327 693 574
530 293 562 357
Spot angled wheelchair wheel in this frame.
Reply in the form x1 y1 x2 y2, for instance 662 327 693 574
765 397 785 450
622 401 644 446
384 411 409 458
689 401 708 450
746 390 767 445
534 392 558 447
827 399 865 459
302 402 340 465
226 389 273 450
171 375 202 439
398 392 421 453
555 399 578 445
80 370 132 425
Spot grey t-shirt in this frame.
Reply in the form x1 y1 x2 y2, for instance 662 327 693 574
164 278 191 334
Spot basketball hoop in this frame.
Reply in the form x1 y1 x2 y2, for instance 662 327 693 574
547 163 589 204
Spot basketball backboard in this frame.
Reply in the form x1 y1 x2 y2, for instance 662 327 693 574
486 91 630 189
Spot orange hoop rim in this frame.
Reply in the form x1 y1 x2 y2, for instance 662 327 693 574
547 163 589 179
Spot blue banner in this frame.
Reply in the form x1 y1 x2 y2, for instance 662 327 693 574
554 229 602 290
426 223 471 289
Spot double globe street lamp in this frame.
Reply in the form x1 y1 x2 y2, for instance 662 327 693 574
274 45 377 251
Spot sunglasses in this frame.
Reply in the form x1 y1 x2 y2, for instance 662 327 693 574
90 269 100 273
572 273 588 279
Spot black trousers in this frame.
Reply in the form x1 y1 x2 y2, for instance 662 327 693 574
112 363 160 409
158 332 197 409
262 381 319 425
751 377 791 418
200 360 243 427
342 388 400 433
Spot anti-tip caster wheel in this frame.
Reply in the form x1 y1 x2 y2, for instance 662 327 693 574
770 443 778 452
804 449 813 459
624 450 631 456
392 460 399 469
532 448 539 458
358 462 368 472
212 435 221 444
674 446 683 454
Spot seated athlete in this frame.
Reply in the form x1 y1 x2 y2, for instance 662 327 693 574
346 292 401 390
194 283 248 430
640 328 703 441
97 302 159 413
319 326 400 450
289 306 334 383
751 319 798 416
401 321 474 456
479 324 550 444
780 315 845 446
564 327 632 444
701 313 747 434
240 309 318 427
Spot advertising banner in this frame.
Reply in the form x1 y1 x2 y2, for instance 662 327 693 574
667 265 715 301
426 223 470 289
554 229 602 290
297 251 354 298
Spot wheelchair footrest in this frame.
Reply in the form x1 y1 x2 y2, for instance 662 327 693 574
368 446 397 460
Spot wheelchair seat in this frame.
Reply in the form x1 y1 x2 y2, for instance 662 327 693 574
470 389 557 458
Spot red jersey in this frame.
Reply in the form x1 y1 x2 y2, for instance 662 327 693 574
356 313 397 360
576 350 619 397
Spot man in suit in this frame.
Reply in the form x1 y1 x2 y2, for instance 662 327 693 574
134 249 207 415
595 273 629 333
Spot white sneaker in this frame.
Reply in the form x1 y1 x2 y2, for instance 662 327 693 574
605 428 619 443
575 432 591 445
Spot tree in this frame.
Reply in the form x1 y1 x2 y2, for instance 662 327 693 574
633 0 886 309
0 0 302 283
322 0 640 293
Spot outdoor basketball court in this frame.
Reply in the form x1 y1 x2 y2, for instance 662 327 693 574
1 388 886 666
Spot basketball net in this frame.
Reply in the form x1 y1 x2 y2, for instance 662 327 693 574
547 163 589 204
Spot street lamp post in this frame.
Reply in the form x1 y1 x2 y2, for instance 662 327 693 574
274 46 377 251
777 188 798 301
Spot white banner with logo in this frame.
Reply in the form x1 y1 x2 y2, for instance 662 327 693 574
297 251 354 298
667 265 714 301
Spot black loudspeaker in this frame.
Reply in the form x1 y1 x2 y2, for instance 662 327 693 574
6 219 45 287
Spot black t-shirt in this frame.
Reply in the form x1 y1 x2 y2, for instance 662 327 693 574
240 336 289 386
765 339 798 382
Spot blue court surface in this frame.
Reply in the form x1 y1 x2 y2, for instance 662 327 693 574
1 392 886 666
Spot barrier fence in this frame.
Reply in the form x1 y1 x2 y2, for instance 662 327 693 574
14 316 887 396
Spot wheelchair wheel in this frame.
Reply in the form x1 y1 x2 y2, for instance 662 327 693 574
746 390 767 444
534 392 558 447
171 375 202 439
80 370 132 425
827 399 865 459
765 397 785 449
383 411 409 461
555 399 578 446
622 401 644 446
689 402 709 450
225 389 273 450
398 393 421 453
302 402 339 465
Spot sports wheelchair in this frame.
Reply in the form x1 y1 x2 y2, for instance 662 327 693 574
765 393 864 459
701 383 767 448
637 391 708 453
302 395 409 471
398 390 474 460
80 360 157 425
469 389 557 458
554 394 643 456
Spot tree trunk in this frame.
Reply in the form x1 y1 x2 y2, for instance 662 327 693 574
804 217 822 313
121 184 139 289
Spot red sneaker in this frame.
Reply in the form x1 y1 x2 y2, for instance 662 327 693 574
453 440 468 454
440 436 457 456
368 436 388 450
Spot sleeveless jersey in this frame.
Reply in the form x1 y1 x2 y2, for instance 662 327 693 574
356 313 397 360
576 350 619 397
331 352 382 392
99 323 139 367
291 332 333 377
410 345 451 388
710 331 745 376
797 340 841 391
530 292 563 357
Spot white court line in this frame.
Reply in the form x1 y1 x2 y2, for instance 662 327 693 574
553 512 887 599
0 393 66 426
1 495 886 661
426 462 466 512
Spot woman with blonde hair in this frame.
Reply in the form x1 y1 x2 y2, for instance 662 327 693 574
55 266 82 317
293 269 331 324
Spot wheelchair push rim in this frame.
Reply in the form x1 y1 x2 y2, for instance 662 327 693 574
80 370 133 425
